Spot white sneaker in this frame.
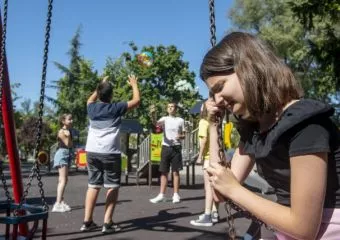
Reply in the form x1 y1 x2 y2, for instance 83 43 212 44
172 193 181 203
211 211 219 223
190 214 213 227
61 201 71 211
52 203 67 213
149 194 166 203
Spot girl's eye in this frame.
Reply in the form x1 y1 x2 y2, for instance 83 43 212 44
210 80 225 94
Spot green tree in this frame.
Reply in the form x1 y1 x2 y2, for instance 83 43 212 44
48 27 98 138
228 0 336 100
289 0 340 93
103 42 201 129
16 116 53 159
13 98 33 134
20 98 33 117
11 82 21 106
14 99 57 158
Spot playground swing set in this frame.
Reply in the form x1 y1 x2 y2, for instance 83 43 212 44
0 0 53 239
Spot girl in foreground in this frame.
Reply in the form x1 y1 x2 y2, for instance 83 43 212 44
201 32 340 239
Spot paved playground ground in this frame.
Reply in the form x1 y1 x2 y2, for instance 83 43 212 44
0 163 275 239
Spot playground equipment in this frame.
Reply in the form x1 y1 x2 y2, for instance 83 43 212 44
137 104 199 186
75 149 87 168
135 120 199 186
224 121 233 149
37 151 49 165
135 133 160 186
0 0 53 239
120 119 144 184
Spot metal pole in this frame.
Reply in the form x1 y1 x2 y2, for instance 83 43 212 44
1 63 23 201
0 10 28 235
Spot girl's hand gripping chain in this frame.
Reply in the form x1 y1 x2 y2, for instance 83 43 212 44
205 98 229 202
206 162 241 201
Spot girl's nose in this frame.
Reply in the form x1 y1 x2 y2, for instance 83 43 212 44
214 93 225 106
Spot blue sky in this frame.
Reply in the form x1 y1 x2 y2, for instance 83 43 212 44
5 0 233 109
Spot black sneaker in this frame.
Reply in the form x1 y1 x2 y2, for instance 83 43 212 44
80 221 98 232
102 222 121 234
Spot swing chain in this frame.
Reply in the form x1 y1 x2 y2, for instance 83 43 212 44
218 115 269 229
0 0 12 204
208 0 216 47
16 0 53 213
214 114 235 239
207 0 269 236
0 162 12 203
225 198 272 228
208 0 236 238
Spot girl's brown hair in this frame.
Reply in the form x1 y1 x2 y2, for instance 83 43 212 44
200 32 303 119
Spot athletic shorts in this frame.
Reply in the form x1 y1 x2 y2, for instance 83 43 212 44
159 145 183 173
86 152 121 189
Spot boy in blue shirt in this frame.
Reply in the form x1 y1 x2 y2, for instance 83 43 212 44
80 75 140 234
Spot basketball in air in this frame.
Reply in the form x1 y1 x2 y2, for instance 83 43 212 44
137 51 153 67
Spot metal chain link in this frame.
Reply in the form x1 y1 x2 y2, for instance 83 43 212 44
0 162 12 203
0 0 12 204
16 0 53 213
226 198 272 227
216 114 271 233
208 1 236 238
207 0 270 237
208 0 216 47
216 114 237 239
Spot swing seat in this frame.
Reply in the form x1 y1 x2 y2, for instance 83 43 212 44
0 203 48 240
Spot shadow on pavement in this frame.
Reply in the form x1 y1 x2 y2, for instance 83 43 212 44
40 207 237 240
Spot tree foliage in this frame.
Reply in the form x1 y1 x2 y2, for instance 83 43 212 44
103 42 201 129
11 83 21 106
228 0 339 101
48 27 98 139
16 116 53 158
289 0 340 92
288 0 340 29
13 99 57 157
46 29 201 144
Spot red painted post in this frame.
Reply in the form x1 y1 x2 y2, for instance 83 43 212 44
1 63 23 201
0 9 28 236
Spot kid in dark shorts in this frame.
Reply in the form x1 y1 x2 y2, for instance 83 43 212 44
80 75 140 234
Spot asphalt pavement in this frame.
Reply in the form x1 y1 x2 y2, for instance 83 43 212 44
0 163 276 240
